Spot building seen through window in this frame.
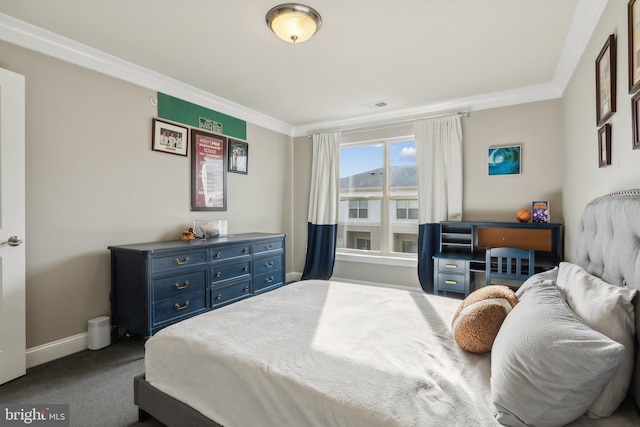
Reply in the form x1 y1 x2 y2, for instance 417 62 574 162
337 137 418 257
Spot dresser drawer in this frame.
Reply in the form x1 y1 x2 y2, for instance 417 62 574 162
437 258 468 273
254 270 283 293
210 244 251 261
152 270 207 302
212 259 251 283
211 279 252 308
252 239 284 255
253 253 283 276
435 272 466 293
152 251 207 273
152 290 207 326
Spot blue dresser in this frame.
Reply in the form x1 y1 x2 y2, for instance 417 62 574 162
109 232 286 338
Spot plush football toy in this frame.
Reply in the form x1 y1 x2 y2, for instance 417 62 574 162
451 285 518 353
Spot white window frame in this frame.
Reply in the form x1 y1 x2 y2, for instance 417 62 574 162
337 136 417 262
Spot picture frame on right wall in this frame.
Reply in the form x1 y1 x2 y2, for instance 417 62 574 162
632 91 640 149
629 0 640 93
598 123 612 167
595 34 616 126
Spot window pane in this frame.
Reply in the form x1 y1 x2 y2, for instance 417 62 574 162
393 232 418 254
340 145 383 198
337 199 381 252
389 140 417 197
390 198 418 254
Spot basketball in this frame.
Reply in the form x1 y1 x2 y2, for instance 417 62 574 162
516 209 531 223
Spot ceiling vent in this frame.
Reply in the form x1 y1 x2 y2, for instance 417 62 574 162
364 101 388 109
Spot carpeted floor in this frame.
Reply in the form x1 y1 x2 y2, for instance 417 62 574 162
0 336 165 427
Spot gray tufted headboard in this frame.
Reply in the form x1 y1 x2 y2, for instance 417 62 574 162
574 189 640 290
574 189 640 406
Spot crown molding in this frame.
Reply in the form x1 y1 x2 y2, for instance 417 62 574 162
0 13 294 136
0 0 603 139
552 0 608 93
292 83 562 136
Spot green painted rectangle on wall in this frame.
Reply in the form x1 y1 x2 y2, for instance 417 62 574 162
157 92 247 140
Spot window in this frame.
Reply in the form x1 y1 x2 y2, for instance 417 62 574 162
396 200 418 220
349 200 368 218
337 137 418 258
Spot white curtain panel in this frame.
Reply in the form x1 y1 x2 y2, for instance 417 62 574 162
307 132 341 225
415 115 463 223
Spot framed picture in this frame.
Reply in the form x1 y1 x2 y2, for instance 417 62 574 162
488 145 521 176
191 130 227 211
152 118 188 156
629 0 640 93
632 91 640 149
598 123 612 167
595 34 616 126
228 139 248 174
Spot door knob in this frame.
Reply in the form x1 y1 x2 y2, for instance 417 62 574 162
1 236 23 246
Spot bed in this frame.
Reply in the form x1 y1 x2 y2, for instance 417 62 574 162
135 189 640 426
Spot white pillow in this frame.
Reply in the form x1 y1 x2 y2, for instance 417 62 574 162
556 262 638 418
491 281 625 427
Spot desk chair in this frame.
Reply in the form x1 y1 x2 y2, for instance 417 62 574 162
485 247 535 286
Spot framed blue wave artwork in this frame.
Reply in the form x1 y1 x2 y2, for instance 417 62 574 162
488 145 521 176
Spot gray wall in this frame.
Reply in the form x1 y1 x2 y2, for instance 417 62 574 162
561 1 640 261
0 40 293 348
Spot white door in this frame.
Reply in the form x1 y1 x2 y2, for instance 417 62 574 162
0 67 26 385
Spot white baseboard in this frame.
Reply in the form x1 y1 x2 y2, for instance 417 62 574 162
286 271 303 283
287 272 420 293
26 332 88 368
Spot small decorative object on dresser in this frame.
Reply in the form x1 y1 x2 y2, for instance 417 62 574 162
194 220 219 239
180 227 195 241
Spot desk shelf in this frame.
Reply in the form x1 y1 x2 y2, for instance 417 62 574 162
434 221 563 297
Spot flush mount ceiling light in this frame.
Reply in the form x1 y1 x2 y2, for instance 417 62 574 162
266 3 322 43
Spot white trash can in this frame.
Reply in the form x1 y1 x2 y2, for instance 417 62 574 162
88 316 111 350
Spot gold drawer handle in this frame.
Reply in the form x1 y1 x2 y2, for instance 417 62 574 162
264 244 273 250
173 280 190 290
174 257 190 265
216 271 222 278
265 261 274 268
265 276 274 284
215 294 222 300
445 264 458 269
173 300 190 311
445 280 457 285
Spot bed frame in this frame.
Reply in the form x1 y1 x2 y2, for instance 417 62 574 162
134 189 640 425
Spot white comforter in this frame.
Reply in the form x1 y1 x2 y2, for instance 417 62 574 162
145 280 499 427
